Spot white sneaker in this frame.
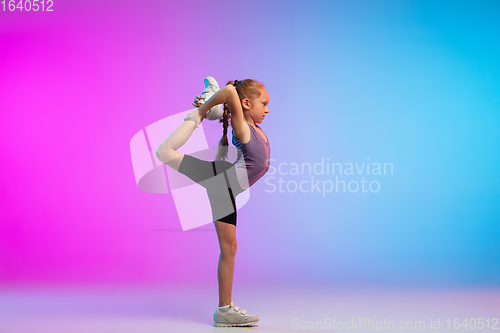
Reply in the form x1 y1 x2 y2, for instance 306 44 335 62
213 301 260 327
199 76 224 121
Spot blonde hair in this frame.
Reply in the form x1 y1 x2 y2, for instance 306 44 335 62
215 79 264 161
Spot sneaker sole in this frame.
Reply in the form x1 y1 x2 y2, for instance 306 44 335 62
205 76 220 90
214 319 259 327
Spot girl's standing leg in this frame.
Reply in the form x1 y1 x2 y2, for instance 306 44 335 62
155 93 240 307
214 220 237 307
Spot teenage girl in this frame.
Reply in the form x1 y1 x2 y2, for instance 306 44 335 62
155 78 270 327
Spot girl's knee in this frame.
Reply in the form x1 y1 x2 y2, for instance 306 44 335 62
221 240 237 257
156 147 183 171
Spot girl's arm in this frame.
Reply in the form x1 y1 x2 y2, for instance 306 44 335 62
198 85 250 143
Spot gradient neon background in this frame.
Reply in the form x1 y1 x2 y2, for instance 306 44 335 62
1 0 499 292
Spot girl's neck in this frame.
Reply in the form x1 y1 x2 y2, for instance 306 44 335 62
245 116 256 128
244 114 258 128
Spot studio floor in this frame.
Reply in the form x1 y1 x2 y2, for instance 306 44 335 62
0 283 498 332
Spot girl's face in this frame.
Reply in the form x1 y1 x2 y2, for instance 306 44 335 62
244 87 270 124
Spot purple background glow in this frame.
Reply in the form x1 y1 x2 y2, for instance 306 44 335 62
1 0 499 289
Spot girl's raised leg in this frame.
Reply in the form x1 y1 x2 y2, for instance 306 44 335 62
156 86 233 171
156 117 198 171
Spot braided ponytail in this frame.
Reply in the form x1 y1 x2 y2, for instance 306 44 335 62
215 79 264 161
215 101 231 161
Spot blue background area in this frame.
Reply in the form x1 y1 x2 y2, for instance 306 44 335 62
204 0 500 287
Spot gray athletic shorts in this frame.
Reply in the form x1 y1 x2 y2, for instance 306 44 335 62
178 154 245 226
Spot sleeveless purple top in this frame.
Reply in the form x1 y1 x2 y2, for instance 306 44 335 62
232 123 271 189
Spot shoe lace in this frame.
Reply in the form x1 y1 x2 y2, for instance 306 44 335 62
231 304 248 316
201 87 217 99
